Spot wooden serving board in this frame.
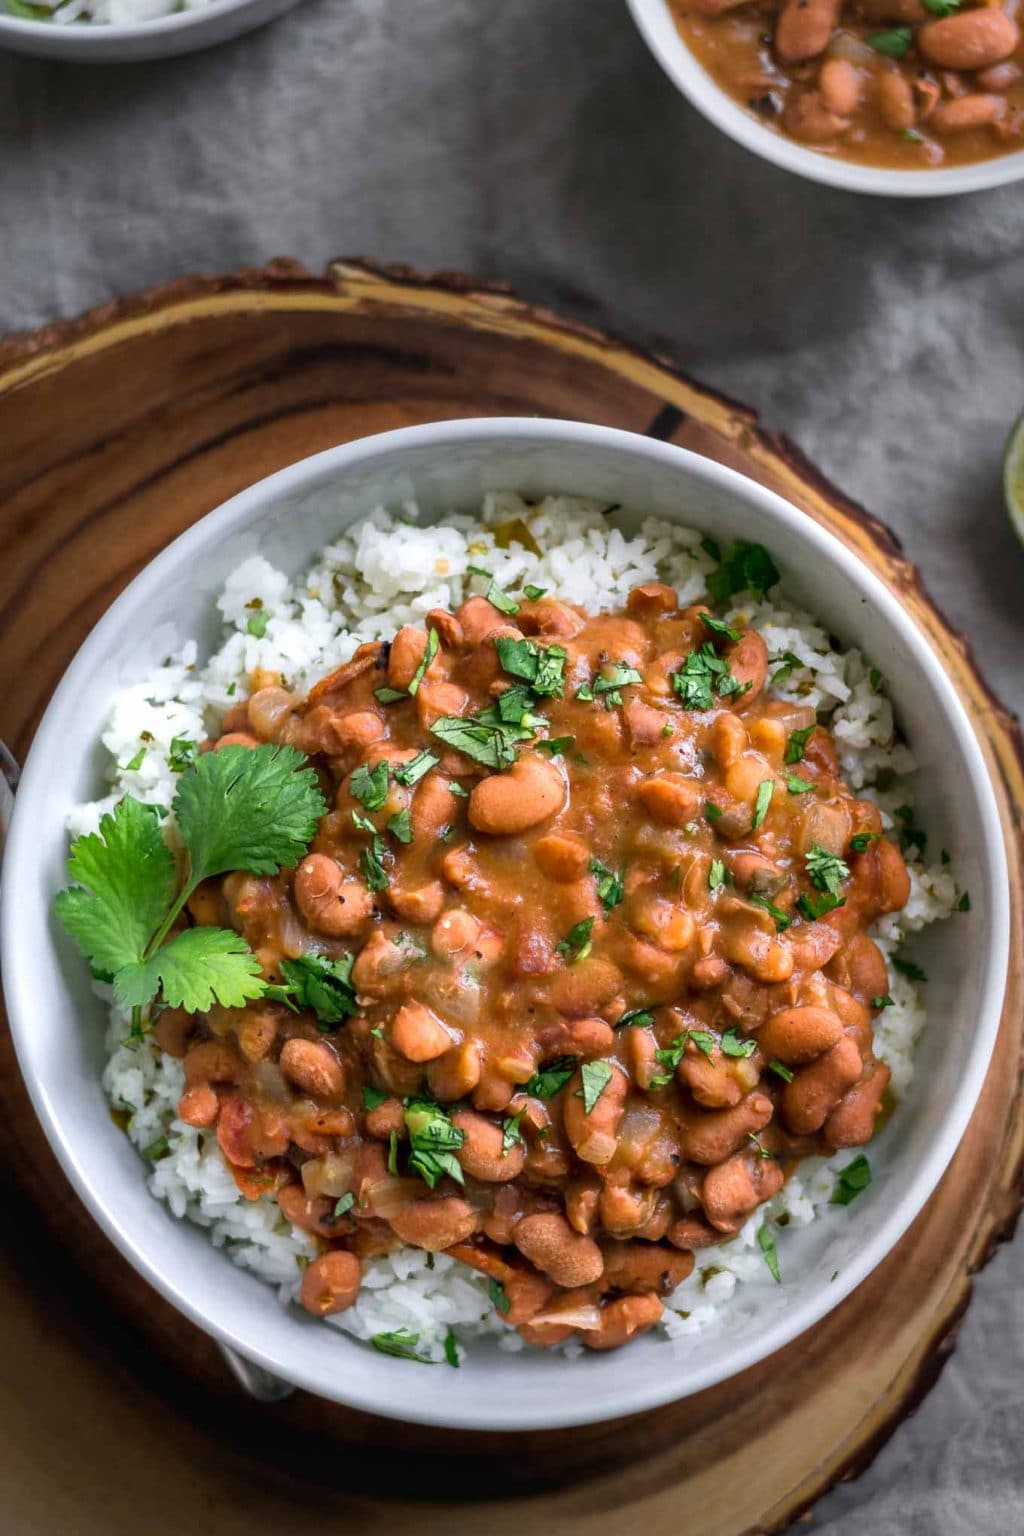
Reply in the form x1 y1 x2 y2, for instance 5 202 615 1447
1 259 1021 1536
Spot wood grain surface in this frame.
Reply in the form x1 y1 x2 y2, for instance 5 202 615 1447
1 259 1021 1536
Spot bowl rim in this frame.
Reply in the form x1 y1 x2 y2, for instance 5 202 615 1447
624 0 1024 198
0 0 276 42
0 416 1011 1428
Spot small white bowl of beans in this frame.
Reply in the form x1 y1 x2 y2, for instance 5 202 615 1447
0 419 1010 1429
627 0 1024 194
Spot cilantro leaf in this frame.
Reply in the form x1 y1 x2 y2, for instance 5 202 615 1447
168 736 199 774
56 797 177 977
720 1026 756 1058
431 713 530 770
362 1085 389 1110
485 582 519 616
757 1222 781 1282
752 779 774 831
709 858 727 891
444 1330 460 1367
407 628 439 697
706 541 780 604
805 844 850 896
279 952 358 1025
768 1059 794 1083
501 1108 526 1154
349 760 389 811
333 1192 355 1218
524 1056 576 1098
589 857 624 911
784 726 815 764
489 1278 512 1316
785 773 814 795
174 744 326 884
617 1008 655 1029
872 995 894 1010
387 808 414 845
403 1098 465 1189
831 1155 872 1206
393 751 438 787
352 811 389 892
495 636 566 697
868 25 912 55
115 926 265 1014
672 643 748 711
892 955 927 982
797 891 845 920
748 893 791 931
577 1060 613 1114
535 736 575 758
849 832 880 852
371 1329 432 1362
701 612 742 643
556 917 595 963
770 651 805 685
523 584 547 601
592 660 643 709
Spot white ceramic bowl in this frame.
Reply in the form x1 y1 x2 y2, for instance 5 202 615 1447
0 419 1009 1429
0 0 300 62
626 0 1024 196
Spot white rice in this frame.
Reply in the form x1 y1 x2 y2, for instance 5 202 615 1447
83 493 959 1363
22 0 216 25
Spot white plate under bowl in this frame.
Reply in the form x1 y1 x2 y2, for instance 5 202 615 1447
0 0 300 62
0 419 1009 1429
625 0 1024 197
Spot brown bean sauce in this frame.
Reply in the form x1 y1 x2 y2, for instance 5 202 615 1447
671 0 1024 170
172 582 909 1349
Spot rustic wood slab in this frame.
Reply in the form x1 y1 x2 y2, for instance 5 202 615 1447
1 259 1021 1536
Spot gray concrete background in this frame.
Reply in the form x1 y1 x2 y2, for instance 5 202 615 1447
2 0 1022 1527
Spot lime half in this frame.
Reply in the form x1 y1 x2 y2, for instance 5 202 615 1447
1004 410 1024 546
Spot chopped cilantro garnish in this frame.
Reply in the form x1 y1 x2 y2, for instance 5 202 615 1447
444 1330 460 1368
349 759 389 811
798 891 845 920
770 651 805 684
617 1008 655 1029
407 628 440 697
748 893 791 931
701 613 741 643
524 1056 576 1098
752 779 774 831
501 1108 526 1154
485 581 519 616
592 660 643 709
868 667 883 692
386 807 414 845
168 735 199 774
831 1155 872 1206
705 801 724 822
430 712 532 770
872 995 893 1010
278 952 358 1025
892 955 927 982
371 1329 431 1363
556 916 595 963
709 858 727 891
393 750 438 788
706 540 780 604
246 610 269 639
672 643 748 711
535 736 575 758
768 1059 794 1083
757 1223 781 1282
387 1129 399 1175
523 584 547 601
849 832 880 852
785 773 814 796
362 1085 388 1110
489 1278 512 1316
720 1026 756 1058
122 747 146 772
332 1192 355 1219
868 25 912 54
805 844 850 897
403 1097 465 1189
957 891 971 912
784 725 815 764
142 1136 169 1161
495 635 566 697
577 1059 613 1114
590 857 624 911
352 810 389 892
701 534 722 561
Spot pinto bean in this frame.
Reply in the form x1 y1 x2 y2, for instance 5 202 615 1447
679 1091 774 1165
782 1035 863 1135
701 1151 784 1233
388 625 431 690
757 1005 843 1064
424 607 463 648
184 1040 238 1086
279 1038 345 1102
692 954 732 990
636 773 701 826
931 93 1007 132
236 1008 278 1063
390 1196 480 1251
720 921 794 983
512 1212 605 1287
364 1096 405 1139
584 1293 664 1351
667 1215 724 1251
216 1095 256 1167
411 773 459 842
548 956 622 1018
679 1049 747 1109
562 1063 627 1165
427 1039 484 1101
469 753 565 836
177 1082 219 1128
825 933 889 1005
626 582 678 617
300 1251 362 1317
601 1241 694 1294
824 1061 891 1148
534 831 592 882
820 56 862 116
877 69 916 131
391 1000 453 1063
775 0 841 62
388 879 446 924
724 630 769 708
918 10 1018 71
453 1109 527 1181
294 854 374 937
977 61 1022 92
431 908 482 958
729 850 787 897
